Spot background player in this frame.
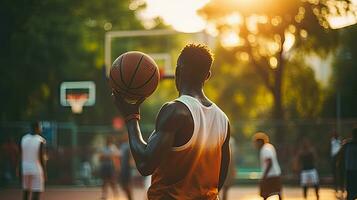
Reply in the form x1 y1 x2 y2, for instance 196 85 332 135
119 134 133 200
298 138 320 200
113 44 231 199
253 132 282 200
337 127 357 200
99 136 120 200
20 121 47 200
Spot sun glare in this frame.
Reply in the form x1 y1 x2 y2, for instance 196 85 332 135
328 13 357 29
221 30 244 48
136 0 209 33
135 0 356 44
283 32 295 52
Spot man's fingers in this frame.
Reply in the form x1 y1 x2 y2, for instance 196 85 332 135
112 90 125 102
137 97 146 105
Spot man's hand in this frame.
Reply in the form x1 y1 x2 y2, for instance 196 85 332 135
112 90 145 117
262 158 272 181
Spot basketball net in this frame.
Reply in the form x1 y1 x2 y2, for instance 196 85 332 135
66 94 88 114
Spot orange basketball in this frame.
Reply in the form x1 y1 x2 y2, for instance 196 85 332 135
109 51 160 103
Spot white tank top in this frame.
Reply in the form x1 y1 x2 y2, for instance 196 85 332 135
148 95 229 199
173 95 229 151
21 134 46 175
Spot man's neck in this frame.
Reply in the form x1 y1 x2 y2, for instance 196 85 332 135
179 85 204 98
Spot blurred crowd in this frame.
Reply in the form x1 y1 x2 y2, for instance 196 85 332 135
1 125 356 199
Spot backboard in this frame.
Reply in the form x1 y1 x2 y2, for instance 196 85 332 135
60 81 96 113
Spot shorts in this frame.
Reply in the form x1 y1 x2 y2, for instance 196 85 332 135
260 176 282 198
23 174 44 192
100 162 116 180
300 169 319 186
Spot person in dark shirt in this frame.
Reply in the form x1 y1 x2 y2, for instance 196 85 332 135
337 127 357 200
330 131 342 193
119 134 133 200
99 136 120 200
298 138 319 200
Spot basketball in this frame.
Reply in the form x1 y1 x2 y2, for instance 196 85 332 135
109 51 160 103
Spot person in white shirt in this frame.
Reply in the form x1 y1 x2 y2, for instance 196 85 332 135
330 131 342 193
20 121 46 200
253 132 282 200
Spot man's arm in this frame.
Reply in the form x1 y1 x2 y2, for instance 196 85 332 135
125 102 185 176
262 158 272 180
218 122 231 191
39 142 47 180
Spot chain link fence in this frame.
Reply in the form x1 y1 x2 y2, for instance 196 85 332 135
1 119 356 186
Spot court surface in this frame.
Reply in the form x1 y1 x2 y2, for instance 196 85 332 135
0 186 338 200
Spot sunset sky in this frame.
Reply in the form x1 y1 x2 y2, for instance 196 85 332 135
135 0 357 33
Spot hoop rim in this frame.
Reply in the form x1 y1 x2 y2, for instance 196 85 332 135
66 94 89 114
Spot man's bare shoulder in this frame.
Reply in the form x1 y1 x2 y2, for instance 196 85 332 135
159 101 191 119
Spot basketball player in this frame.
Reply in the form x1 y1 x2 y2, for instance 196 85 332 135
337 127 357 200
298 138 319 200
20 121 46 200
99 136 120 200
118 134 133 200
113 44 231 199
253 132 282 200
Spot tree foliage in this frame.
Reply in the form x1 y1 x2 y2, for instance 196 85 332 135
200 0 354 121
0 0 142 121
322 25 357 118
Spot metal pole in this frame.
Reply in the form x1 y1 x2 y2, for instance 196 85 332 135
337 92 341 134
104 33 112 76
70 121 78 183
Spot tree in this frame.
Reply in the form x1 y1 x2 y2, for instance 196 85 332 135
200 0 355 140
322 25 357 119
0 0 142 121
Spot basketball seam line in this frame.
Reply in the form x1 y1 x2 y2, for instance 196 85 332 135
128 55 144 89
119 54 129 88
110 72 142 96
130 67 157 89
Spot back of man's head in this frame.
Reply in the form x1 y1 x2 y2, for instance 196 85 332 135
178 44 213 83
31 121 40 134
253 132 270 144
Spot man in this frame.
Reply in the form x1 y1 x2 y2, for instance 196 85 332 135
113 44 231 199
253 132 282 200
298 138 319 200
337 127 357 200
20 121 46 200
119 134 133 200
99 136 120 200
330 130 342 193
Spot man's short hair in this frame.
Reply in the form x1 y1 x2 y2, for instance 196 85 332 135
253 132 270 144
178 44 213 81
31 121 40 132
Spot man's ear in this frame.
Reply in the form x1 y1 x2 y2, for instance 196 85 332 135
205 71 211 81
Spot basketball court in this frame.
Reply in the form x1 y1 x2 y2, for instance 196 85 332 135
0 186 337 200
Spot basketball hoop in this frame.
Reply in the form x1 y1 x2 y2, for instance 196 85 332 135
66 94 89 114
